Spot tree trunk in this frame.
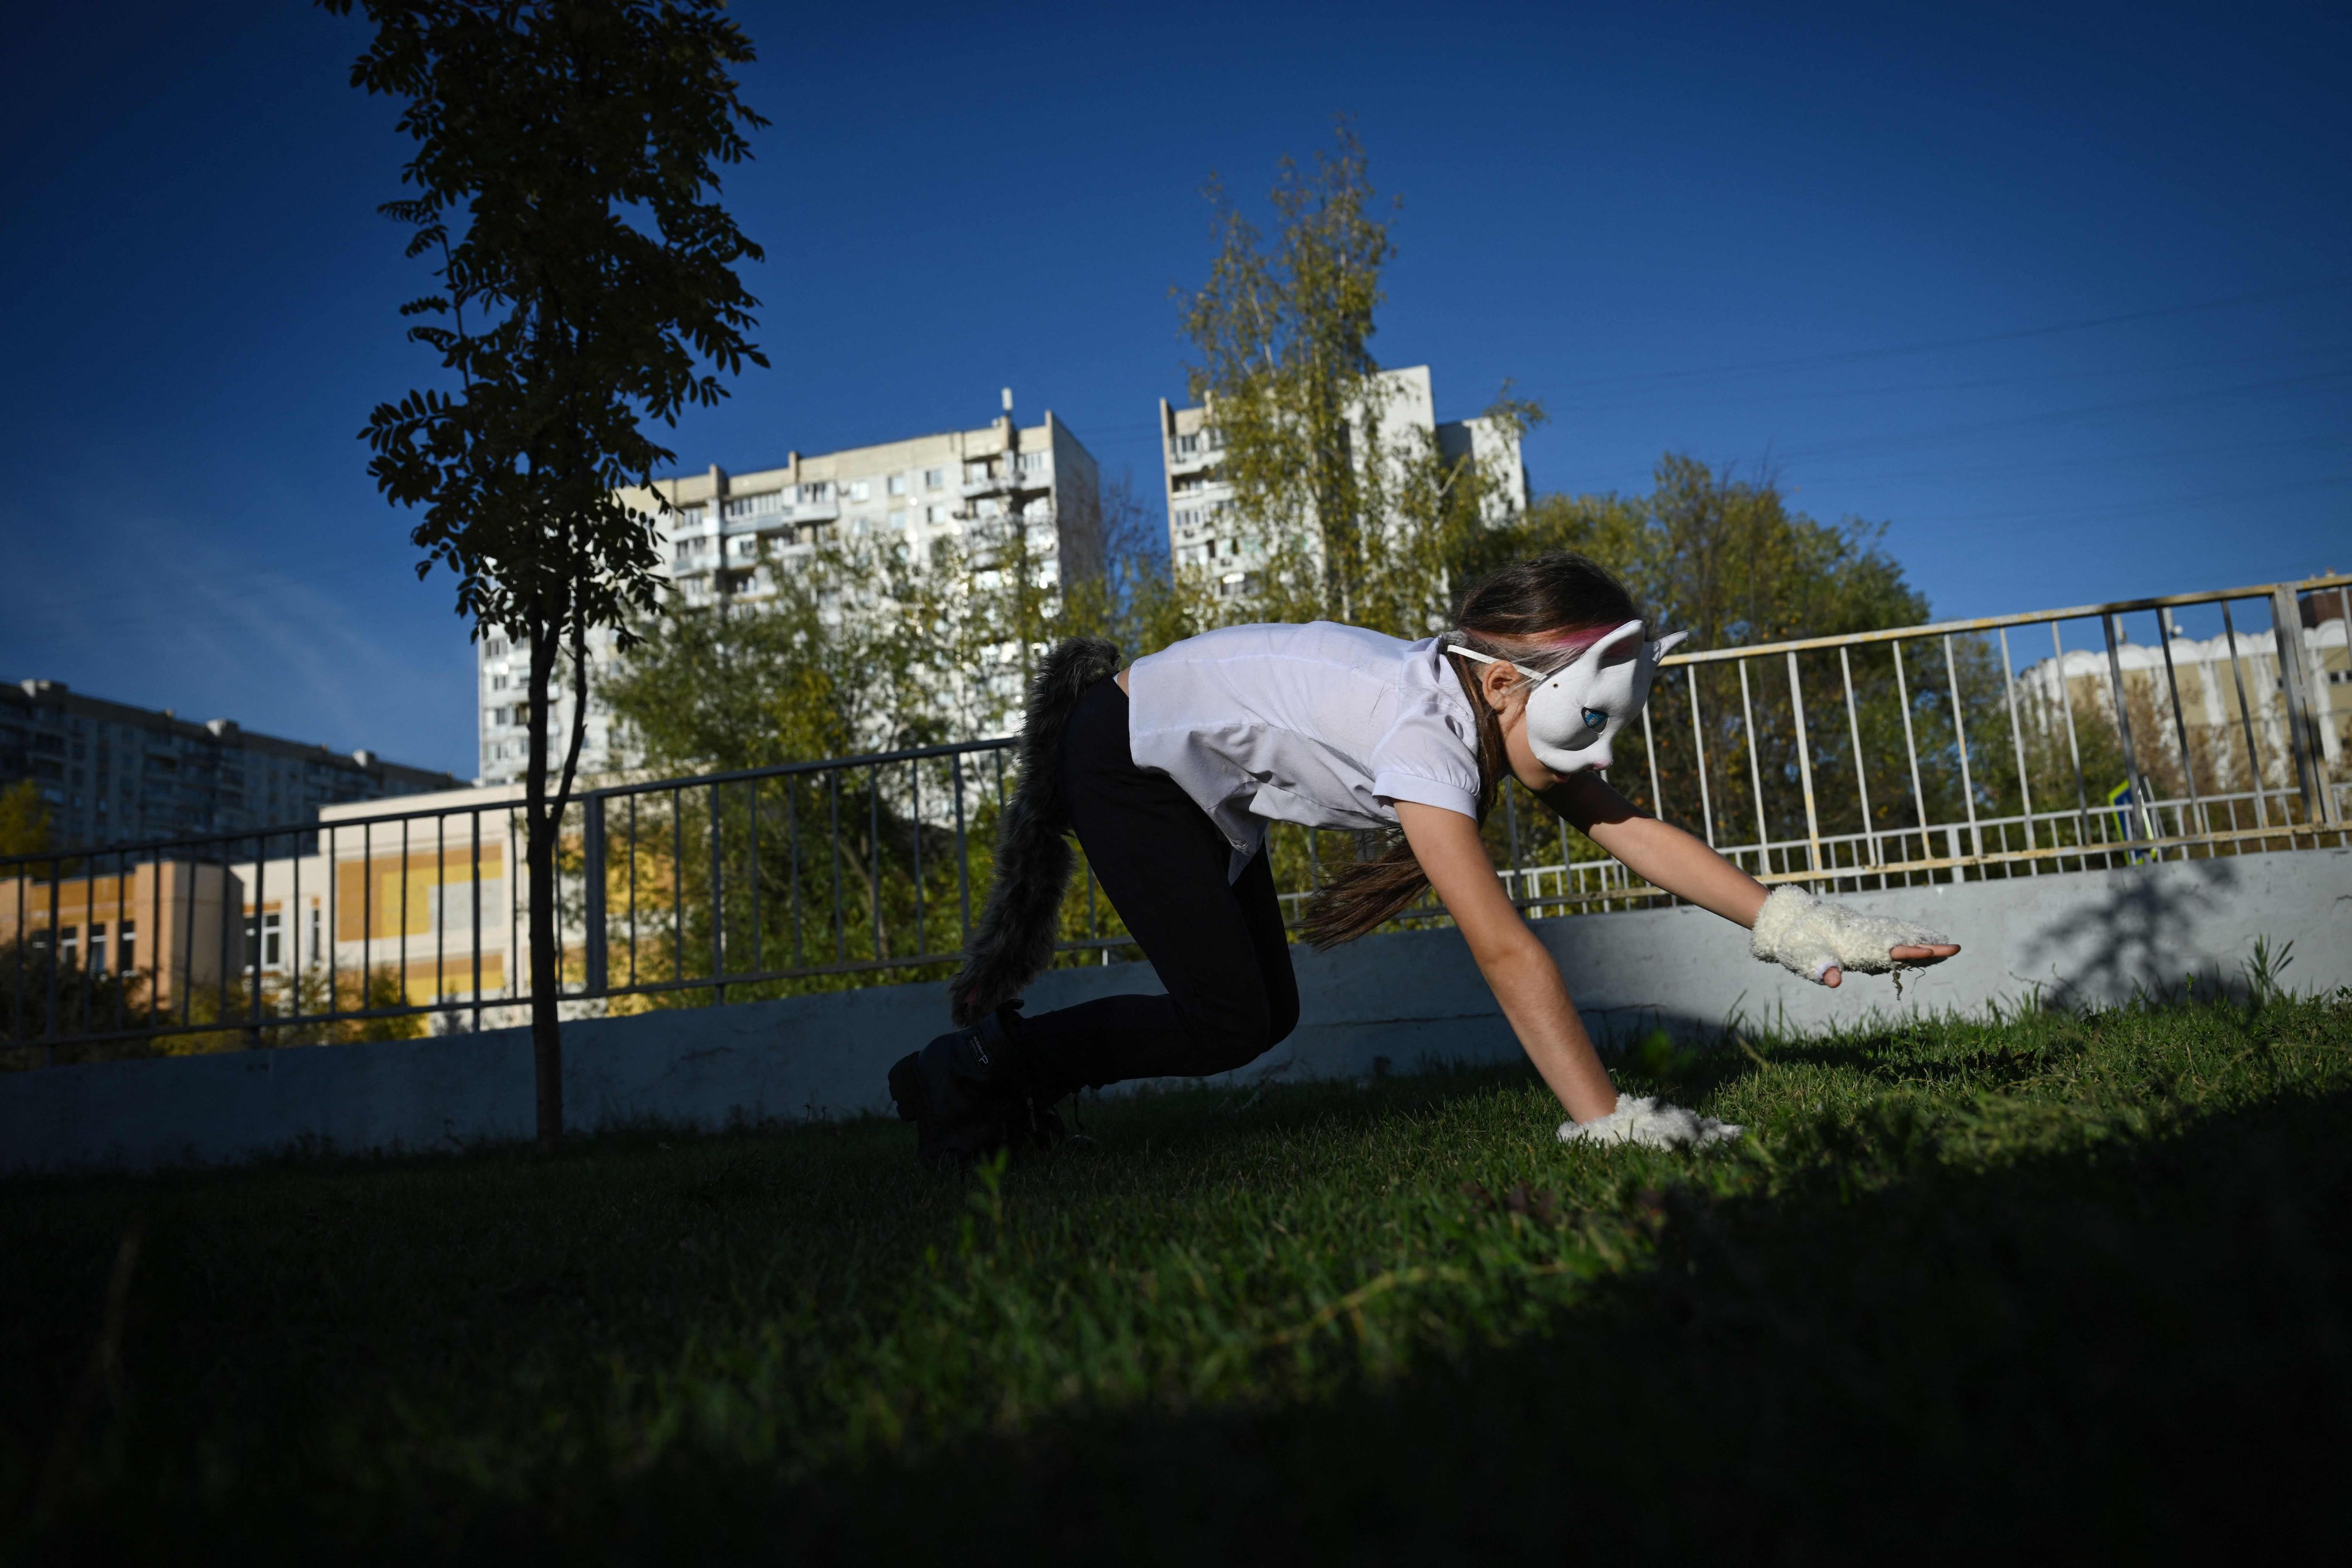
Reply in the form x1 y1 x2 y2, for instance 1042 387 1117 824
526 621 563 1152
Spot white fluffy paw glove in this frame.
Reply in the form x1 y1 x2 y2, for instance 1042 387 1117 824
1557 1096 1743 1150
1749 886 1950 984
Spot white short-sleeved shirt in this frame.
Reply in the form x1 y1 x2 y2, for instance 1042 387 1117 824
1126 621 1484 880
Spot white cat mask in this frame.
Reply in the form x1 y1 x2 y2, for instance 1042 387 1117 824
1450 620 1690 775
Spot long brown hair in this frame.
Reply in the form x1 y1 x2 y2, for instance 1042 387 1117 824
1299 554 1640 948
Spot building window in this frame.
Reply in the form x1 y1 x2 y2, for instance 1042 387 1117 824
118 920 136 975
310 907 322 965
964 460 992 482
723 492 783 520
887 473 909 496
1016 451 1049 476
924 504 944 524
847 480 871 501
491 674 509 692
1174 433 1200 455
59 927 77 968
245 911 282 970
797 481 832 504
923 468 945 489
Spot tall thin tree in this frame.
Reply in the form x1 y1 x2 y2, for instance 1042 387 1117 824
1179 121 1535 635
326 0 769 1148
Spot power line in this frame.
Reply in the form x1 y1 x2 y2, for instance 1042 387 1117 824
1885 470 2352 529
1791 428 2349 488
1544 277 2352 392
1771 368 2349 462
1547 340 2352 413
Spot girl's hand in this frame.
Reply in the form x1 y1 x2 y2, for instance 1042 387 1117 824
1751 886 1959 986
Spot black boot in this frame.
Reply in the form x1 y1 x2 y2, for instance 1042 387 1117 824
889 1004 1059 1170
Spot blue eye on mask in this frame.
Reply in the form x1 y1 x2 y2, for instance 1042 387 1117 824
1582 708 1607 732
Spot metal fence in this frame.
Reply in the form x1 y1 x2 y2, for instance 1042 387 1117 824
6 571 2345 1065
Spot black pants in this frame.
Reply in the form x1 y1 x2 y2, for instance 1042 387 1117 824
1015 678 1299 1090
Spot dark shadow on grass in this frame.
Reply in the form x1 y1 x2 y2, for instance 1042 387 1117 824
1741 1030 2079 1089
631 1085 2352 1566
13 1075 2352 1562
1059 1059 1543 1158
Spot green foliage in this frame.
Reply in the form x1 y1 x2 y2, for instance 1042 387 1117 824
605 466 1206 779
1469 453 1930 650
1179 121 1540 635
7 994 2351 1556
0 779 53 859
329 0 768 682
3 960 432 1069
0 937 152 1061
326 0 769 1140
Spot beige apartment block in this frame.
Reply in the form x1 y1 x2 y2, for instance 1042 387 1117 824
475 393 1104 784
2013 608 2350 790
1158 365 1530 598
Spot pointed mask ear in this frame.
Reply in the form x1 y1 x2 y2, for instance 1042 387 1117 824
1581 619 1648 665
1649 629 1690 661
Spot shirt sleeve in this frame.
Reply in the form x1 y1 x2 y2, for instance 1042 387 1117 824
1368 705 1482 821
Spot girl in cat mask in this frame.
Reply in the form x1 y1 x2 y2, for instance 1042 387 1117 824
893 553 1959 1167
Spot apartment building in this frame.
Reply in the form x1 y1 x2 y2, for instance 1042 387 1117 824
1158 365 1530 596
1 679 461 855
475 393 1106 785
2013 605 2349 784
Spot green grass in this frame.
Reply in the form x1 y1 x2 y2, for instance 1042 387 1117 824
6 990 2351 1563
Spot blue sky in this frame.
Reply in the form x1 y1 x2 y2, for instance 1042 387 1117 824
2 0 2345 779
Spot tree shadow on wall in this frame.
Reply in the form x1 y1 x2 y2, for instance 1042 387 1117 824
2022 858 2246 1010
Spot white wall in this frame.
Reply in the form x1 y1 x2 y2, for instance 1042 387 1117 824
5 848 2343 1176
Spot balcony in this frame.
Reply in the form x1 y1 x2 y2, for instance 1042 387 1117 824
961 466 1051 500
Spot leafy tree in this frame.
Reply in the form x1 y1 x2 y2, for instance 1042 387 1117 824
1458 456 1942 868
326 0 768 1148
1096 467 1211 660
1178 121 1536 634
1463 454 1929 653
0 779 53 859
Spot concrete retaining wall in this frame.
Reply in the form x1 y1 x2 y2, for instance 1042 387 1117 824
5 848 2345 1176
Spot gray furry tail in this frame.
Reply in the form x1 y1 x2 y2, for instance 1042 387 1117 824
947 636 1123 1026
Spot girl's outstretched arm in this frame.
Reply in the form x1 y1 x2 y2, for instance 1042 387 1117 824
1393 801 1619 1122
1538 774 1959 987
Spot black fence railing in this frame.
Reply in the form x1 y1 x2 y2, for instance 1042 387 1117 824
6 572 2346 1067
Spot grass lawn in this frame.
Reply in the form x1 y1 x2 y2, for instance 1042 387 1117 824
5 988 2351 1563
